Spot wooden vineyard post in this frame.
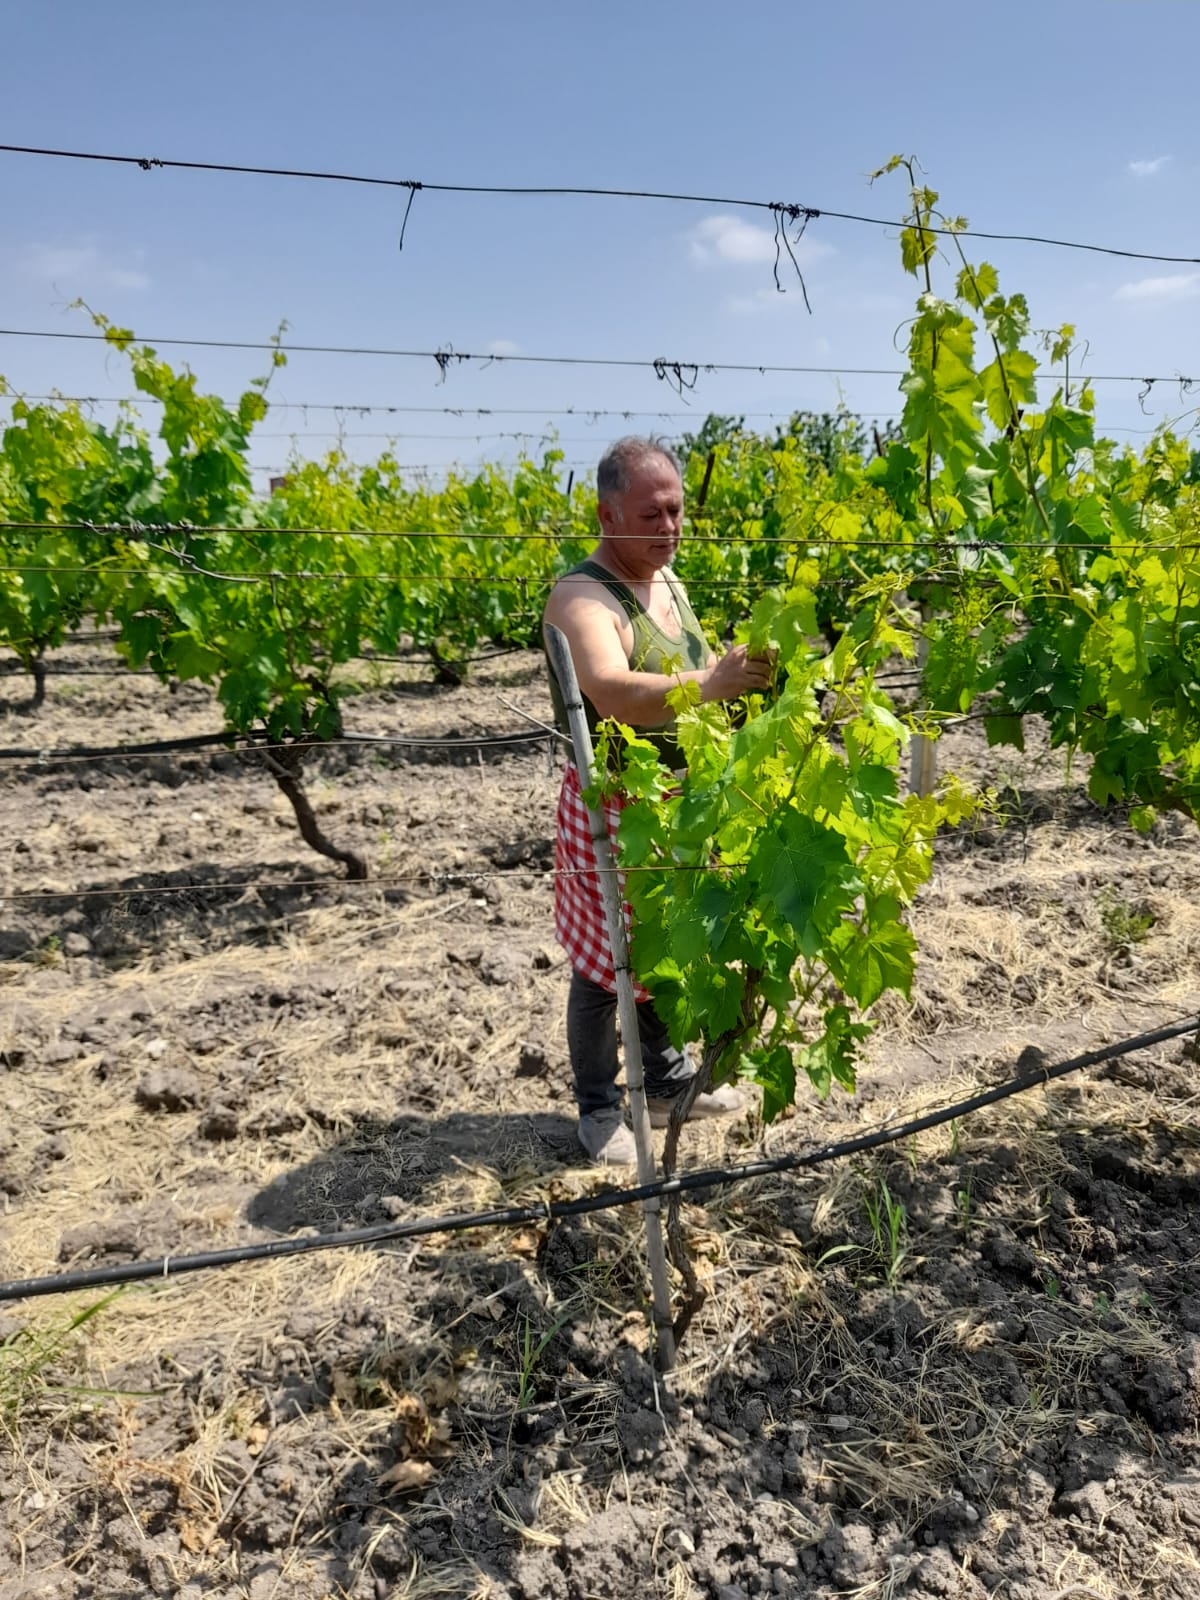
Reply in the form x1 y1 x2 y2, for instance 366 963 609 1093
544 624 677 1373
908 601 937 798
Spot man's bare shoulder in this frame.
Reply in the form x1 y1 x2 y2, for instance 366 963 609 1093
544 566 626 628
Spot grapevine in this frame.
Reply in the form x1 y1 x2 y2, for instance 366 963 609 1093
579 163 1200 1323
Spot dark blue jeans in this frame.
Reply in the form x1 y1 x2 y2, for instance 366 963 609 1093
566 970 692 1116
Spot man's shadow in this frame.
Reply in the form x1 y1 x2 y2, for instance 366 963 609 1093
247 1108 579 1233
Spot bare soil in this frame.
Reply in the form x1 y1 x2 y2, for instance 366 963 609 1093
2 641 1200 1600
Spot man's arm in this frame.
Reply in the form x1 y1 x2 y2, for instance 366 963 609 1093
544 580 771 728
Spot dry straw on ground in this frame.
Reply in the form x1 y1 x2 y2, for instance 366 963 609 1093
3 646 1200 1597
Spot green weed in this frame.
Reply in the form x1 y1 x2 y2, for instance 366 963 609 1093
955 1178 975 1237
516 1308 573 1412
1097 889 1154 952
863 1178 909 1289
0 1292 126 1432
30 933 61 968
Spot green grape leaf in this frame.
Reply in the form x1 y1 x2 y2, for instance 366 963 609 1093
1088 764 1125 806
741 1043 796 1123
169 633 223 682
837 919 917 1008
796 1005 871 1098
751 812 861 955
985 713 1025 750
982 291 1030 351
956 261 999 309
611 727 673 800
865 443 921 518
616 800 666 863
1070 493 1109 545
979 351 1038 431
849 763 899 818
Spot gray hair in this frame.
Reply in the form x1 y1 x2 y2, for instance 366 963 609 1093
596 435 683 503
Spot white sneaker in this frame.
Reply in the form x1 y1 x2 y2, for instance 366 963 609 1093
577 1109 638 1166
646 1081 746 1129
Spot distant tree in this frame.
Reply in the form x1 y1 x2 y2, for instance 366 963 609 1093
770 410 902 469
676 414 747 460
677 410 901 472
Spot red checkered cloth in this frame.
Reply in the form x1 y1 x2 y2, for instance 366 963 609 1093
554 761 651 1001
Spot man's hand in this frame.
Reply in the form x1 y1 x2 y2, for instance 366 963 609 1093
701 644 776 704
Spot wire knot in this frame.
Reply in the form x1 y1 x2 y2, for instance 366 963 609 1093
766 203 817 309
652 358 700 397
769 201 820 223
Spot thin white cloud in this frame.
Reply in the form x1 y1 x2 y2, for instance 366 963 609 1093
690 214 777 265
15 238 150 292
1114 271 1200 303
688 213 832 270
1127 156 1170 178
486 338 521 357
727 285 810 315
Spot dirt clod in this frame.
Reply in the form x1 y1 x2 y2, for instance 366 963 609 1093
136 1066 201 1111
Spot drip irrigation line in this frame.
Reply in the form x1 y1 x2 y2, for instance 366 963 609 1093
0 676 1063 772
0 681 1151 782
1 1013 1195 1305
0 730 237 758
31 638 530 667
0 664 161 678
365 643 533 665
0 327 1193 390
0 644 529 678
2 142 1198 266
0 730 1149 903
0 726 557 766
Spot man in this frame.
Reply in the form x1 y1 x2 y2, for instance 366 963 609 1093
543 436 773 1165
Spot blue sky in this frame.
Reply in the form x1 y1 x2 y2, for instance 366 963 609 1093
2 0 1197 488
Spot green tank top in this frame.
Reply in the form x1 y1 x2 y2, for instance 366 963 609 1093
545 558 711 767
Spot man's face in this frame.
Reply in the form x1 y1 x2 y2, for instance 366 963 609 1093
598 454 684 572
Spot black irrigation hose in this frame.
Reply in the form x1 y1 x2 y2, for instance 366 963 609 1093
0 727 557 764
0 665 162 678
0 731 236 759
363 644 534 665
2 1015 1195 1305
343 730 560 751
0 645 531 674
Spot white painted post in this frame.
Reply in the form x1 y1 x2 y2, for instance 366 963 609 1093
545 624 676 1372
